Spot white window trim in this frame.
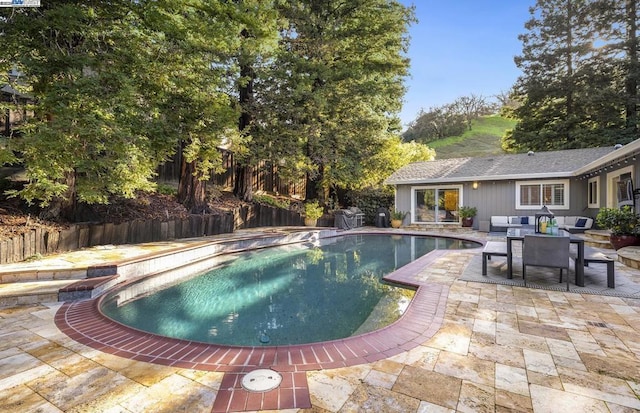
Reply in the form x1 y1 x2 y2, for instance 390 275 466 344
587 176 599 208
411 185 464 224
515 179 570 210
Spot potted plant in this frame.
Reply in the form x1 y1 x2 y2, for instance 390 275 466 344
390 210 407 228
304 201 324 226
596 206 640 249
459 206 477 227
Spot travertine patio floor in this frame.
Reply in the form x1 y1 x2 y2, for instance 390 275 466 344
0 228 639 412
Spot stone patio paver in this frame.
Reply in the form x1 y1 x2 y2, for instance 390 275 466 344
0 228 638 412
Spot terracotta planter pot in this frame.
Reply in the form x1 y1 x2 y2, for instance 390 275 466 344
461 218 473 227
304 218 318 227
609 234 640 250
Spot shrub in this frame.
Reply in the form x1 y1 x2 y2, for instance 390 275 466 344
596 206 640 235
459 206 477 219
253 194 290 209
156 183 177 196
304 200 324 219
346 187 394 224
390 210 408 220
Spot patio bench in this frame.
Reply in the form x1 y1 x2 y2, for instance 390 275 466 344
571 246 615 288
482 241 508 275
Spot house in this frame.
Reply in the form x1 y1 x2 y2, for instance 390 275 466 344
384 139 640 230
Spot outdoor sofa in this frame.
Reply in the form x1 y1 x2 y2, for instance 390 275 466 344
490 215 593 233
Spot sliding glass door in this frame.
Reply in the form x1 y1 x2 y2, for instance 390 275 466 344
413 187 461 224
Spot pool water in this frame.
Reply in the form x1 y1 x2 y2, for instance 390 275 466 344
100 234 478 346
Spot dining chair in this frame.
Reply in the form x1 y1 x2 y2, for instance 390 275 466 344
522 235 571 291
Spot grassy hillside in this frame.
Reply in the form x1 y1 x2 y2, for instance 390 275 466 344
428 115 517 159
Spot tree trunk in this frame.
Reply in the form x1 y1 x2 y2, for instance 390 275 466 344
177 155 208 214
41 170 77 221
234 165 253 202
625 0 638 135
565 0 575 145
233 29 255 202
305 162 325 202
59 170 77 221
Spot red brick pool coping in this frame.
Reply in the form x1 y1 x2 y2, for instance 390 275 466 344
54 279 448 372
54 248 461 411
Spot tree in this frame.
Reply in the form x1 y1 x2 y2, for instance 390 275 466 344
232 1 281 203
252 0 415 205
590 0 639 140
495 88 522 113
1 1 250 216
402 104 465 143
139 1 244 213
361 135 434 188
453 94 496 131
507 0 639 151
1 2 178 220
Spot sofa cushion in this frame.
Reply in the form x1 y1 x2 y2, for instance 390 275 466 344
491 216 508 225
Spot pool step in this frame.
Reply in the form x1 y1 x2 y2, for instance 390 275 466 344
58 275 120 301
0 279 72 308
0 274 120 307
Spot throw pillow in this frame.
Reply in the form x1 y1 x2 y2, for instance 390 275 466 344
510 217 519 224
520 217 529 224
575 218 587 227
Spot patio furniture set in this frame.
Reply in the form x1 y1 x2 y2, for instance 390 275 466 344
489 215 594 233
482 227 616 290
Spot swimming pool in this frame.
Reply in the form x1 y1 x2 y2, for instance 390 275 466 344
99 233 479 346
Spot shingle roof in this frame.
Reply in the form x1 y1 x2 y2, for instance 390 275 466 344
384 146 618 185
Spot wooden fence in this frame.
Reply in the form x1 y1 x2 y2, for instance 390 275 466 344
0 204 305 265
157 148 306 197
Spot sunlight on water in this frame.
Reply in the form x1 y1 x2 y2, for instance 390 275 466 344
101 234 478 346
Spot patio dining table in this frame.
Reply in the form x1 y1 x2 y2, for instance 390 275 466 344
506 227 585 287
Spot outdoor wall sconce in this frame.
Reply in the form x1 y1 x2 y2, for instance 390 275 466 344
472 181 478 190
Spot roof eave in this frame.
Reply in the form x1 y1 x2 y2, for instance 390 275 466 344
385 172 575 186
575 140 640 175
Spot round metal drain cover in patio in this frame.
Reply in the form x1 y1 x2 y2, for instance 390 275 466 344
241 369 282 392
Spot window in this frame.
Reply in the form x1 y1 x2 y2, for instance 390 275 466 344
587 177 599 208
606 165 634 208
516 180 569 209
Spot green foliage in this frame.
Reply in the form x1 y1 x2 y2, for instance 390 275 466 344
1 2 178 215
0 0 420 218
459 206 477 219
403 104 466 143
251 0 416 200
507 0 639 151
253 194 290 210
361 134 434 188
403 94 497 143
304 200 324 219
346 187 394 223
390 210 407 220
596 206 640 236
156 184 177 197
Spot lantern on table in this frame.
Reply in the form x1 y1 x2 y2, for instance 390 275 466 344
535 205 554 234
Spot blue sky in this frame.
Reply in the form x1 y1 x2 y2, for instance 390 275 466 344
398 1 535 128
